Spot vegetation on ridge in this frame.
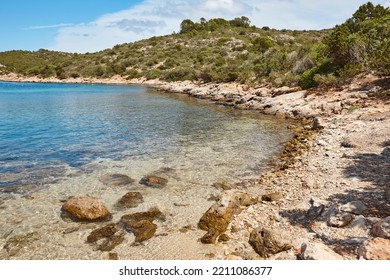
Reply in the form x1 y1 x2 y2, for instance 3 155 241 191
0 2 388 89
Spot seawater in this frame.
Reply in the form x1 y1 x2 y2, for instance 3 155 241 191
0 81 290 191
0 81 292 259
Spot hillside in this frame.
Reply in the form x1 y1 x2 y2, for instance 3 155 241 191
0 2 389 90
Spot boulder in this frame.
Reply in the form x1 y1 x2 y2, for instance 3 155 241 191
198 191 258 244
340 201 367 215
61 196 111 222
125 220 157 242
372 216 390 239
114 192 143 209
359 238 390 260
139 175 168 188
87 223 118 243
99 174 134 187
248 227 292 258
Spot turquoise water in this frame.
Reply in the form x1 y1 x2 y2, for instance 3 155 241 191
0 82 290 191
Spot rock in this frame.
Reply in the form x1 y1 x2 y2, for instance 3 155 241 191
299 242 344 260
120 207 166 225
248 227 292 258
372 216 390 238
341 138 356 148
3 232 40 256
108 252 119 260
97 233 125 251
61 196 111 222
87 223 118 243
327 212 353 227
99 174 134 187
213 180 233 190
350 215 367 230
312 117 324 130
114 192 143 209
261 192 282 202
306 199 326 220
139 175 168 188
125 220 157 242
359 238 390 260
340 201 367 215
198 191 258 244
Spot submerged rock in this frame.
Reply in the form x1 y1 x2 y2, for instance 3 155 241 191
99 174 135 187
97 233 125 251
87 223 118 243
248 227 292 258
212 180 233 190
61 196 111 222
125 220 157 242
3 232 40 257
139 175 168 188
120 207 165 224
114 192 143 210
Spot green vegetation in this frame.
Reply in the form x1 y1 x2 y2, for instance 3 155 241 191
0 3 388 89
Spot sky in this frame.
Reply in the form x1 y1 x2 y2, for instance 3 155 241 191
0 0 389 53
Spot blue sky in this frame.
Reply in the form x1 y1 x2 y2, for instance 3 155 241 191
0 0 389 53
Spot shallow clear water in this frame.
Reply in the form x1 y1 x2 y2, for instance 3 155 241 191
0 81 290 191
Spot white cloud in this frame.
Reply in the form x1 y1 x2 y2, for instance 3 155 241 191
25 23 73 30
50 0 390 53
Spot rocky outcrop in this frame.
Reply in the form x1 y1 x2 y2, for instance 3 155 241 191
198 191 258 244
61 196 111 222
114 192 143 209
99 174 135 187
248 227 292 258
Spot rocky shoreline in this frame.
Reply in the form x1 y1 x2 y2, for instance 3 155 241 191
1 73 389 260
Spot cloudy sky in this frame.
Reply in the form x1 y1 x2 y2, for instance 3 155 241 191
0 0 389 53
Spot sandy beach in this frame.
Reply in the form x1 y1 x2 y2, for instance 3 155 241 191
0 73 389 260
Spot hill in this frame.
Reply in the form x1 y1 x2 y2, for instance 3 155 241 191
0 2 389 89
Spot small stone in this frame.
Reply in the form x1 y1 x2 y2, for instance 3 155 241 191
139 175 168 188
61 196 111 222
359 238 390 260
372 216 390 238
87 223 118 243
350 215 367 230
108 252 118 260
99 174 135 187
125 220 157 242
114 192 143 209
327 212 353 228
261 192 282 202
120 207 165 225
312 117 324 130
341 138 356 148
340 201 367 215
97 233 125 251
213 180 233 190
248 227 292 258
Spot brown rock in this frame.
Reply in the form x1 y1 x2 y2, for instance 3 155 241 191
108 252 119 260
261 192 282 202
359 238 390 260
213 180 233 190
248 227 292 258
99 174 135 187
114 192 143 209
61 196 111 222
139 175 167 188
87 223 118 243
97 233 125 251
125 220 157 242
120 207 165 225
198 190 258 244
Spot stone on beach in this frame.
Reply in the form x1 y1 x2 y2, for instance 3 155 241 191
87 223 118 243
125 220 157 242
61 196 111 222
358 238 390 260
99 174 135 187
114 192 144 209
248 227 292 258
139 175 168 188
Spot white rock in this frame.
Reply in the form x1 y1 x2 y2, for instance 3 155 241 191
301 242 344 260
340 201 367 215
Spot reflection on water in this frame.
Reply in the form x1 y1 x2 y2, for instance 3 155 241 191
0 82 291 191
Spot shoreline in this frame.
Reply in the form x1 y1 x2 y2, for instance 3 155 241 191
1 73 389 260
